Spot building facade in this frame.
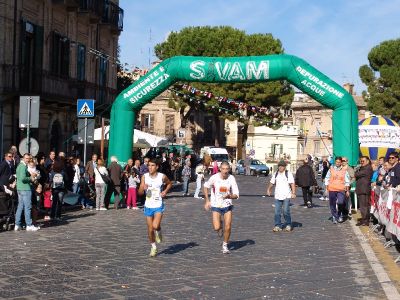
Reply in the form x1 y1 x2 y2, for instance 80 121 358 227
0 0 123 156
292 83 368 161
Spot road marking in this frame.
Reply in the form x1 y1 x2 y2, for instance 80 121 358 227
350 220 400 300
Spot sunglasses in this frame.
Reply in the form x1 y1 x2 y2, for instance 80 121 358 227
342 160 348 162
389 157 396 159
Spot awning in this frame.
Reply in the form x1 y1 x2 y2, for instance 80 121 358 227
94 126 169 148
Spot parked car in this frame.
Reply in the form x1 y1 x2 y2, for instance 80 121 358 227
235 159 270 176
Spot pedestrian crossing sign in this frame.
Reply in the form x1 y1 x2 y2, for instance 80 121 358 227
77 99 95 118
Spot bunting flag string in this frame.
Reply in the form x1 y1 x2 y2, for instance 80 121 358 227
174 83 277 115
168 84 283 127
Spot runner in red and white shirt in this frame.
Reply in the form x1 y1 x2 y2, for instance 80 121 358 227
204 161 239 254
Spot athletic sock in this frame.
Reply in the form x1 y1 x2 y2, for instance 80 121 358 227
151 243 156 249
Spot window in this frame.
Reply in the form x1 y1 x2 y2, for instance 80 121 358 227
141 113 154 134
299 142 304 155
51 32 70 77
271 143 283 160
165 114 175 136
77 44 86 81
314 141 321 155
98 56 107 103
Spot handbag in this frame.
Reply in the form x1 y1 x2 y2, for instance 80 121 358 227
96 168 111 184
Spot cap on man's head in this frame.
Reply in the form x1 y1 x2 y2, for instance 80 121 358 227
278 160 287 167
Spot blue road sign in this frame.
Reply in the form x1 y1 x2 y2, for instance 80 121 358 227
77 99 95 118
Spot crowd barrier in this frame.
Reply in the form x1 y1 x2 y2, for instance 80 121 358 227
369 187 400 263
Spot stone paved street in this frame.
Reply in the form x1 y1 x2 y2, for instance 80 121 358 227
0 175 389 299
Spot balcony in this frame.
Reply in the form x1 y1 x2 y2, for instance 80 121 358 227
78 0 105 23
52 0 80 11
0 64 117 107
102 1 124 33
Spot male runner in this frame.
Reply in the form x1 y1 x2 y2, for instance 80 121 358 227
138 158 172 257
204 161 239 254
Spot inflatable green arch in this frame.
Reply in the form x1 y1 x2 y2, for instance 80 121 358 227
109 54 359 165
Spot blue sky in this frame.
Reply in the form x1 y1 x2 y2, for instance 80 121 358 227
119 0 400 94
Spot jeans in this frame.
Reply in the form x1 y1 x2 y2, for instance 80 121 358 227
95 183 106 208
72 182 80 194
194 176 203 198
274 199 291 227
328 191 346 219
182 176 190 194
51 189 65 219
16 190 33 227
301 187 312 205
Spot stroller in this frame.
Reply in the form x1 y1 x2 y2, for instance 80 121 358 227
0 190 16 231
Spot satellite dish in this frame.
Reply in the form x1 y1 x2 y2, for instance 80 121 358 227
19 138 39 157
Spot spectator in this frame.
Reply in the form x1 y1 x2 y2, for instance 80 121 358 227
105 156 122 209
342 157 355 217
49 160 67 222
388 152 400 188
85 154 98 183
355 156 373 226
36 155 48 187
15 153 40 231
244 156 251 176
182 161 191 196
44 151 56 169
212 160 218 175
194 160 205 199
94 158 108 211
9 145 20 171
124 158 134 174
325 157 350 224
133 159 141 174
295 157 317 208
72 158 81 194
320 157 330 201
139 157 149 176
267 160 296 232
43 184 52 220
126 169 140 210
0 152 14 190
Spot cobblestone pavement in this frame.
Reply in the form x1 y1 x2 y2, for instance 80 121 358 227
0 175 389 299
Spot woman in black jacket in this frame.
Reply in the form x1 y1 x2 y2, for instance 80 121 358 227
295 158 317 208
355 156 373 226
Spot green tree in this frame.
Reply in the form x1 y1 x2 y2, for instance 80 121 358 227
359 39 400 120
154 26 293 149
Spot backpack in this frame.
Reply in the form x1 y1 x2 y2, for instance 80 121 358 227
52 172 64 189
275 170 288 180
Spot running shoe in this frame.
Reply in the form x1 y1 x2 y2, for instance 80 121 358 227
155 230 163 243
338 216 344 223
222 243 230 254
332 217 338 224
319 196 324 200
26 225 40 231
14 225 20 231
284 225 292 232
149 247 157 257
307 201 312 208
272 226 282 232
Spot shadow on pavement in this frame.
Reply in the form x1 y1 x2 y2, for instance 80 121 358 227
292 221 303 228
159 242 199 255
229 239 255 251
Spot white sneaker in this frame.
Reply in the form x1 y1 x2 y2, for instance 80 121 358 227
325 197 329 201
132 207 139 210
96 208 100 211
14 225 21 231
99 207 107 211
222 243 230 254
319 196 324 200
126 207 131 210
26 225 40 231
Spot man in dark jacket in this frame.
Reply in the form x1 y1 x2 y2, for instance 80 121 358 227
295 157 317 208
355 156 373 226
0 152 14 190
105 156 122 209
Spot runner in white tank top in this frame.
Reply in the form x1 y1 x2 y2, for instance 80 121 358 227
138 158 172 257
204 161 239 254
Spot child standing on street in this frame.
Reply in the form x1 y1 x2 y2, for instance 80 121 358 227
126 169 140 210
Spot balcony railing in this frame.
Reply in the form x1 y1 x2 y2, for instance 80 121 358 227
102 1 124 32
0 64 117 105
78 0 105 21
